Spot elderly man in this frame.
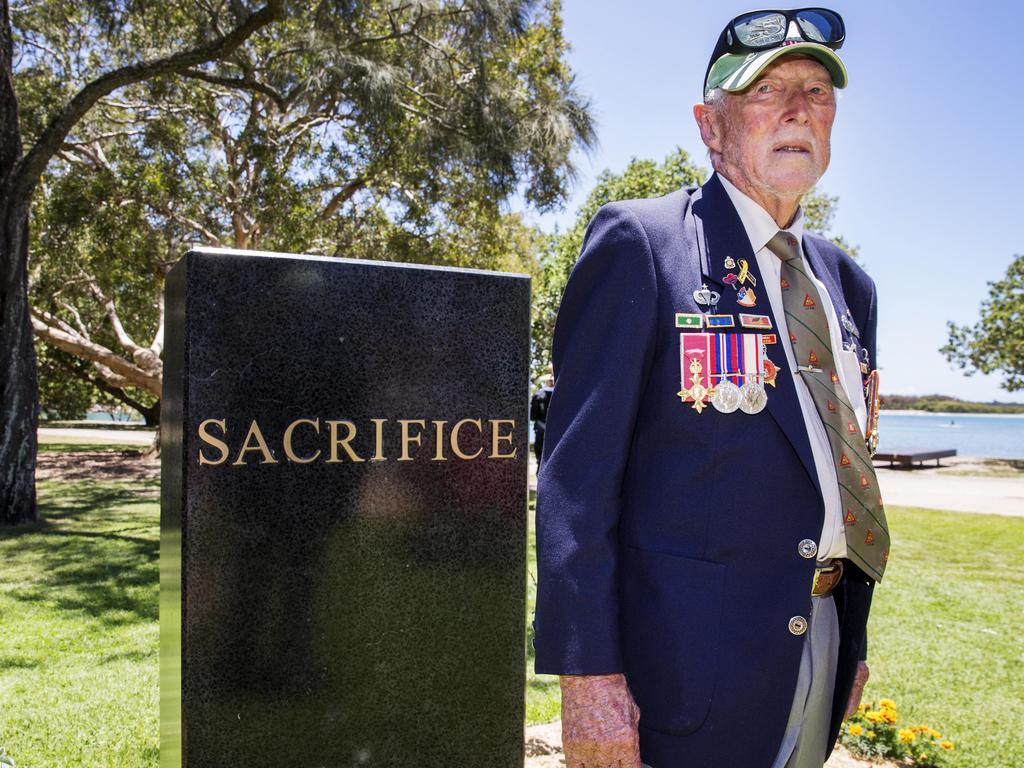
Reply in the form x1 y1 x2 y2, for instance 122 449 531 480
534 9 888 768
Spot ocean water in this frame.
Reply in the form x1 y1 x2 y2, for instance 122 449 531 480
876 412 1024 460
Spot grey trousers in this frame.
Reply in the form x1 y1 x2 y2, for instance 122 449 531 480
642 594 840 768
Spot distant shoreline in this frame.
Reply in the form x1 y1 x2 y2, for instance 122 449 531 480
881 409 1024 418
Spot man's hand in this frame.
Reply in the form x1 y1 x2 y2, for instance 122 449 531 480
560 673 641 768
844 661 870 719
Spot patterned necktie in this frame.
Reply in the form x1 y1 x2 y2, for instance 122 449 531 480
768 231 889 582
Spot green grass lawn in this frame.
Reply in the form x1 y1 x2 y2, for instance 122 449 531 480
1 470 1020 767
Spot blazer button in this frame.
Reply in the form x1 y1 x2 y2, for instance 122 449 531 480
789 616 808 635
798 539 818 559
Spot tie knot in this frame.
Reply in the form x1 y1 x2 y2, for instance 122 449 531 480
767 231 800 262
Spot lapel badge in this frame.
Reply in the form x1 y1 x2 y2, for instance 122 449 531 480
693 284 720 309
724 255 737 269
860 348 870 375
739 313 772 330
736 286 757 307
706 314 735 328
841 310 860 337
676 312 703 330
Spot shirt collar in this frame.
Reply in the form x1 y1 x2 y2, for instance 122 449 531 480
715 172 805 254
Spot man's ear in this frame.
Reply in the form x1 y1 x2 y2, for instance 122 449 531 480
693 102 724 155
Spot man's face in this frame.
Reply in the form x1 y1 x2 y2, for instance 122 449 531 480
699 56 836 201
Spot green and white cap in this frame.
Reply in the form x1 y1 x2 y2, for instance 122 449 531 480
705 29 847 97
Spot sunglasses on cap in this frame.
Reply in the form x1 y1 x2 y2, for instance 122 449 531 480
721 8 845 53
704 8 845 95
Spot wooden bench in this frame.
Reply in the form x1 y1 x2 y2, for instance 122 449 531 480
873 449 957 468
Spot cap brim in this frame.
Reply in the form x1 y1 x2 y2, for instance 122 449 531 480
707 43 848 95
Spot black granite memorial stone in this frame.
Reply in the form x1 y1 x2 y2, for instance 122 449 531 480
160 248 530 768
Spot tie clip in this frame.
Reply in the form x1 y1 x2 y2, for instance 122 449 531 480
796 365 823 374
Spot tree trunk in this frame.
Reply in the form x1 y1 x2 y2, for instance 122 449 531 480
1 0 38 524
0 197 39 525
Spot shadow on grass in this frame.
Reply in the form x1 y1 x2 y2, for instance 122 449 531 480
0 481 159 627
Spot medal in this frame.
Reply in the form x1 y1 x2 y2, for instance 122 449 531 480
739 381 767 414
762 356 778 387
678 333 716 412
712 380 741 413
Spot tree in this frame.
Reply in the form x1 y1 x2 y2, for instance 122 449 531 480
5 0 595 523
23 0 591 427
530 148 855 376
2 0 286 524
942 254 1024 392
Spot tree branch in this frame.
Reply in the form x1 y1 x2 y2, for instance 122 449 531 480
13 0 285 201
183 67 287 111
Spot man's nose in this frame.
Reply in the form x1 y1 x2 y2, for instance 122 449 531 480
781 89 812 124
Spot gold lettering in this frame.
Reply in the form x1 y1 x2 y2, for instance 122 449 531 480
432 420 448 461
370 418 387 461
489 419 517 459
398 419 426 461
451 418 483 460
326 420 365 463
232 421 278 465
283 419 322 464
197 419 230 465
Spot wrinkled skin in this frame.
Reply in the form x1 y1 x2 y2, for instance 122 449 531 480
560 674 641 768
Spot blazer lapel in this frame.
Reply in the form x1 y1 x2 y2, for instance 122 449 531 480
692 175 822 498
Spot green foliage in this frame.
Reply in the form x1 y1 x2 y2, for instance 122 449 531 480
879 394 1024 414
36 344 103 419
942 255 1024 392
16 0 593 409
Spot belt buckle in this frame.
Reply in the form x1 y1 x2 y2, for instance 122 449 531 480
811 559 844 596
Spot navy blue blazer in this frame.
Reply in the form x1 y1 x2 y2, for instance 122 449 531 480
534 174 878 768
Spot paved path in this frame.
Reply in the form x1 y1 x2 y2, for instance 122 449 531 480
39 427 156 445
875 467 1024 517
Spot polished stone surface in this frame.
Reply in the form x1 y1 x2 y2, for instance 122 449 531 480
161 249 530 767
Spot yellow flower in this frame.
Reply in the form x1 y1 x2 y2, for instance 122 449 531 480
940 741 954 750
858 702 870 713
882 709 898 724
879 698 897 709
848 724 864 737
866 730 876 740
898 728 916 744
930 729 942 739
864 711 882 724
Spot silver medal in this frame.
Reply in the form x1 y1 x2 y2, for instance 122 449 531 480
711 380 741 413
738 380 767 414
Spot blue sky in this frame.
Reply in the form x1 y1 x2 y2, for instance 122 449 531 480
519 0 1024 403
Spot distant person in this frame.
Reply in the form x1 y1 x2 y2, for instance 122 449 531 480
534 9 888 768
530 370 554 469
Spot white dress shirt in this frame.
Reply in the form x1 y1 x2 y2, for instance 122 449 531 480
717 174 867 561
